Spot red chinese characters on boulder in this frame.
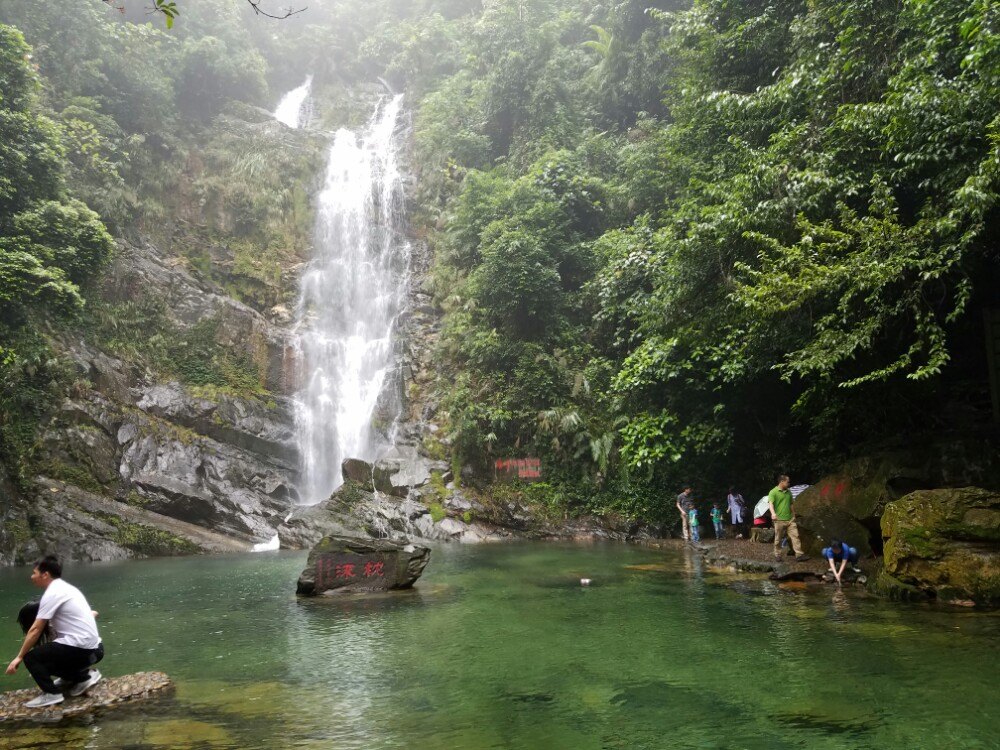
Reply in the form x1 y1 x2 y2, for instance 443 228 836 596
494 457 542 483
314 553 395 591
297 535 431 596
819 480 849 499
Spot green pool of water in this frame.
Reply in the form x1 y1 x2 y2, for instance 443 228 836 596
1 543 997 749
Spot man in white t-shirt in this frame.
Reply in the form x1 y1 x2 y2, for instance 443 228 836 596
5 555 104 708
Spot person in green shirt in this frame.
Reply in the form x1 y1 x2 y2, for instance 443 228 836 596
710 503 724 539
768 475 810 562
687 505 700 542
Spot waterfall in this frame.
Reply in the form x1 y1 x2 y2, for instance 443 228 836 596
294 95 409 505
273 75 313 128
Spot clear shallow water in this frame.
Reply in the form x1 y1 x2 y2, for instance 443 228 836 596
0 543 997 749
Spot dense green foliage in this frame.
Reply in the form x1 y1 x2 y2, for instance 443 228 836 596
0 1 311 483
385 0 1000 516
0 23 115 481
1 0 997 524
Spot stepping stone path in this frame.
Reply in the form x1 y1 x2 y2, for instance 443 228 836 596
0 671 172 723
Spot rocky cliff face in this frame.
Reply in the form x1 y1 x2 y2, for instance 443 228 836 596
0 235 301 565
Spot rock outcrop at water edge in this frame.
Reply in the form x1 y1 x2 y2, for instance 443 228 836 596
0 236 301 565
0 671 173 723
277 478 509 548
879 487 1000 605
794 439 1000 558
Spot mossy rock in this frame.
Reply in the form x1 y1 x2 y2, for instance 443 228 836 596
864 560 929 602
881 487 1000 605
794 453 932 556
794 440 1000 557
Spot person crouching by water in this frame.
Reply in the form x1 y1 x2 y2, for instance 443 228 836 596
823 540 860 585
711 503 725 539
5 555 103 708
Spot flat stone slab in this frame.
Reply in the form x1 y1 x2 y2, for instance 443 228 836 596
0 671 173 723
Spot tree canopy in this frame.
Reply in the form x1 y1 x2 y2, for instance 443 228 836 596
0 0 996 519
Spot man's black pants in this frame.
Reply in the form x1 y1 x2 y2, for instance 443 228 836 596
24 642 104 693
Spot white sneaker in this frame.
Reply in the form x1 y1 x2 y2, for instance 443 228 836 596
52 677 64 689
25 692 64 708
68 669 102 697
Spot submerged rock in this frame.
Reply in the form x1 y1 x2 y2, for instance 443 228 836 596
0 671 173 723
296 535 431 595
864 560 929 602
880 487 1000 605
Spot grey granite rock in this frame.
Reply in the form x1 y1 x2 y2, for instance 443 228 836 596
296 535 431 595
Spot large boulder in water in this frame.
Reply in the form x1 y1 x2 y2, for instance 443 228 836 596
296 534 431 595
880 487 1000 605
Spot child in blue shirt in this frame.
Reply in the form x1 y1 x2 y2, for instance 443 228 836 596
710 503 724 539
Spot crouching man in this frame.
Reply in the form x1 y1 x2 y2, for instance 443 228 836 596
823 540 861 585
5 555 103 708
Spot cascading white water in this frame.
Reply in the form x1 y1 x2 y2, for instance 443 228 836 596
294 95 409 504
273 75 313 128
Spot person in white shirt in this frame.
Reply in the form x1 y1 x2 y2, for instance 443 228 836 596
726 487 746 536
5 555 103 708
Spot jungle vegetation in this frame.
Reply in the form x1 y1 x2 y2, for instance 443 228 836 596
0 0 997 520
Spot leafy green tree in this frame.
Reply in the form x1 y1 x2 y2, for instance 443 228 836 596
607 0 1000 490
0 23 115 482
0 25 114 307
175 35 267 120
11 199 113 284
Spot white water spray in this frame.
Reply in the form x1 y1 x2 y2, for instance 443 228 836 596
294 95 409 504
273 75 313 128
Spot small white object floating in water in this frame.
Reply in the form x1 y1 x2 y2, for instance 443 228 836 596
252 534 280 552
580 578 592 586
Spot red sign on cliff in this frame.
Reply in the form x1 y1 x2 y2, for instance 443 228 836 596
494 457 542 482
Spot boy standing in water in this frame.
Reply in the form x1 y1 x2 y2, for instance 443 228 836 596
688 505 701 542
710 503 725 539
